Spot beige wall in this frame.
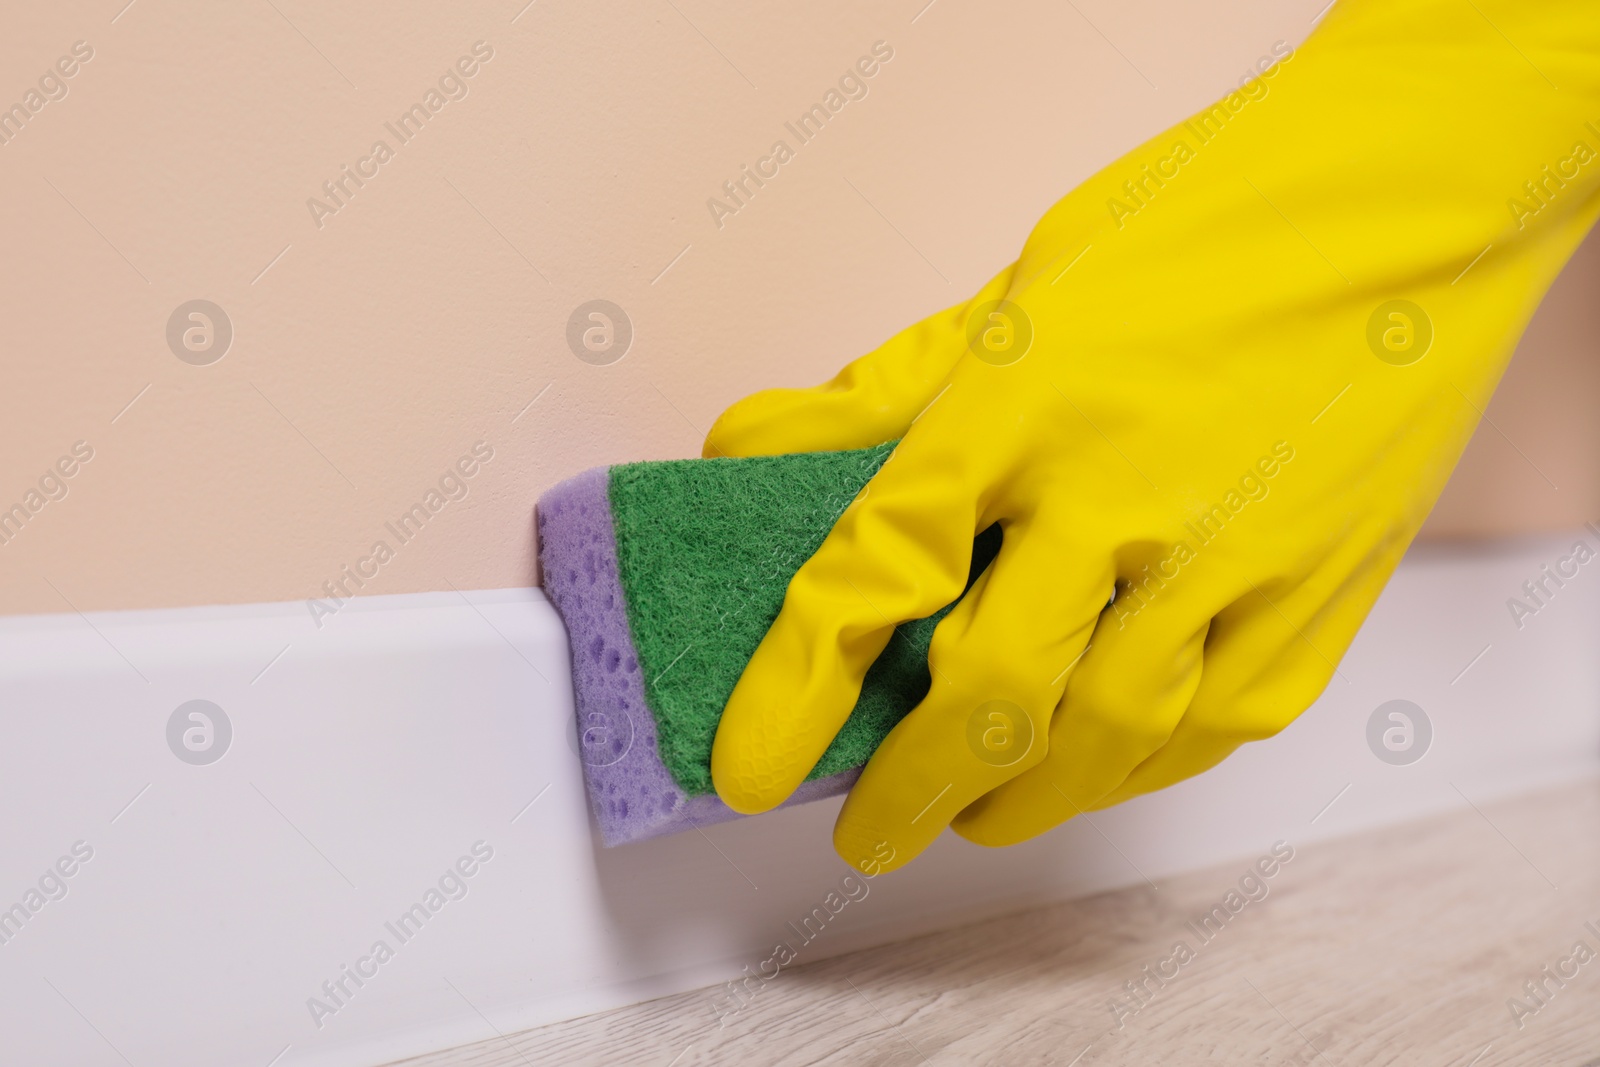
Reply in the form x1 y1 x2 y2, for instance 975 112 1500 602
1 0 1594 617
1422 230 1600 540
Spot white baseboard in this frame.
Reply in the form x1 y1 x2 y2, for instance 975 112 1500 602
2 533 1596 1067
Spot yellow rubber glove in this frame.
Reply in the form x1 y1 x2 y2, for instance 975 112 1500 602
707 0 1600 874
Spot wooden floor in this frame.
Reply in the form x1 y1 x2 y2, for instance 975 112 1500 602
391 780 1600 1067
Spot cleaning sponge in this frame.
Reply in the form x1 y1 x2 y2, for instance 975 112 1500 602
537 445 999 846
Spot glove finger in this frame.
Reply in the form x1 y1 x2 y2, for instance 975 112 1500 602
1091 545 1401 808
831 508 1114 875
949 576 1216 848
702 265 1017 458
710 402 1000 815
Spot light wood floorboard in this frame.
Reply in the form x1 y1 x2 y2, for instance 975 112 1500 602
389 779 1600 1066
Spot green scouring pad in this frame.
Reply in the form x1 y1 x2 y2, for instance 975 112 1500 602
537 444 1000 846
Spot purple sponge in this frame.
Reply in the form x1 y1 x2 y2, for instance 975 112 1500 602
537 465 860 846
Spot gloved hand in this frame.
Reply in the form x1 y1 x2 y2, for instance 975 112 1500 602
705 0 1600 873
